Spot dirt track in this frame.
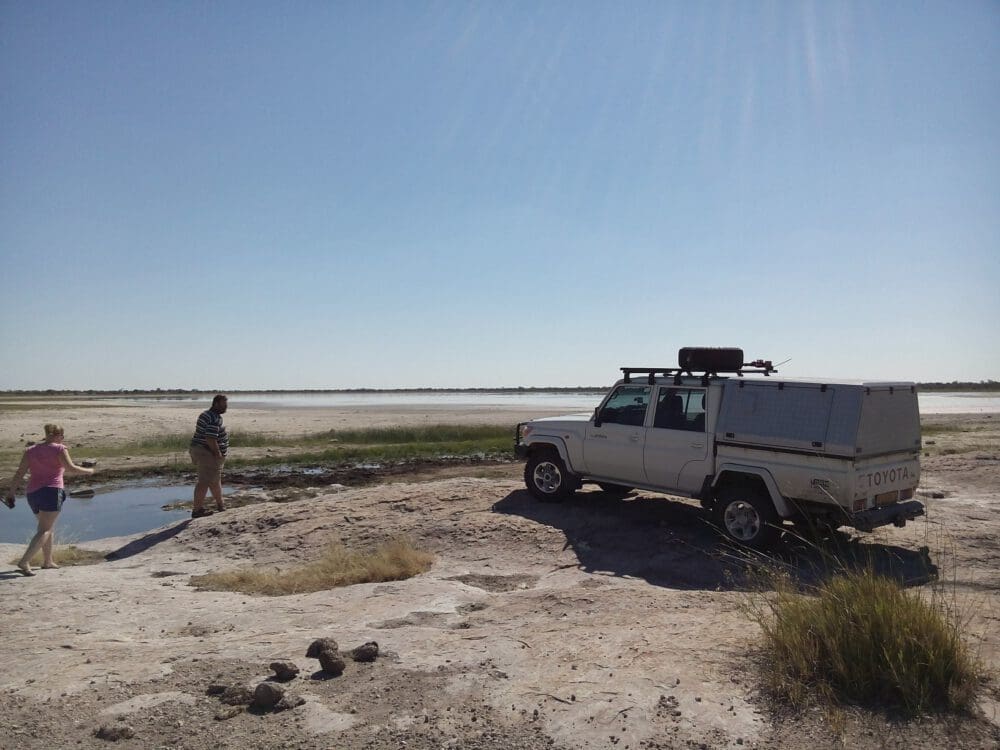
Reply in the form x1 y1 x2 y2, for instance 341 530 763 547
0 412 998 749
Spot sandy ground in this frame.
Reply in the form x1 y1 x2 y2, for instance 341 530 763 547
0 401 998 749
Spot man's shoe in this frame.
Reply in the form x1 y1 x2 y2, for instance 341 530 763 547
191 508 214 519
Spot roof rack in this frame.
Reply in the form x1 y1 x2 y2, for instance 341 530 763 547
621 359 776 386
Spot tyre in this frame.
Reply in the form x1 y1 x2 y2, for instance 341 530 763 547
597 483 633 498
678 347 744 372
714 485 781 549
524 450 576 502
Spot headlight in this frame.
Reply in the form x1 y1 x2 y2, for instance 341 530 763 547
521 424 533 439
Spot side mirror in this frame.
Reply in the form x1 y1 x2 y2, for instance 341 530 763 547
593 407 602 428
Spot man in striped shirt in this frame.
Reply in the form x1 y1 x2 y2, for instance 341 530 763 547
189 394 229 518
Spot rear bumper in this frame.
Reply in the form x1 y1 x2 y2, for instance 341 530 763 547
851 500 925 532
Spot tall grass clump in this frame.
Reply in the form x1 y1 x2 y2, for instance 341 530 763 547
190 536 434 596
744 567 982 716
239 424 514 468
100 424 513 464
323 424 510 444
118 430 273 454
920 423 967 438
12 545 107 568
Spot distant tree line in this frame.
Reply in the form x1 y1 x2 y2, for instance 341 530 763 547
2 382 997 396
0 386 609 396
915 381 1000 392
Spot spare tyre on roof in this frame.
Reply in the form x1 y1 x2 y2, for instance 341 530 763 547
677 347 744 372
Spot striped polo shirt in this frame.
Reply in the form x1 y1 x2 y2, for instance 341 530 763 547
191 409 229 456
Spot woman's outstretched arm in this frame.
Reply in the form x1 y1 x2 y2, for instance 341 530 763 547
60 450 95 476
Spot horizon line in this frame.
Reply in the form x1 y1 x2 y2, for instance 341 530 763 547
2 381 999 396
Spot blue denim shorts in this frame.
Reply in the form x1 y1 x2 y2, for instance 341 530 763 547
27 487 66 514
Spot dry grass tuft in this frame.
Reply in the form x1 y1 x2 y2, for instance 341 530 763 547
13 545 107 567
190 536 434 596
743 567 983 716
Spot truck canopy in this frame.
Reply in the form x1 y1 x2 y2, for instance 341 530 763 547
716 379 920 458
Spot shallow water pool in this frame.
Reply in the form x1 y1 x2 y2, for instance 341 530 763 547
0 482 195 545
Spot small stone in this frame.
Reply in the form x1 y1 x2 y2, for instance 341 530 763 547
305 638 339 658
275 692 306 712
214 706 243 721
351 641 379 662
94 724 135 741
269 660 300 681
252 682 285 710
219 685 254 706
317 650 346 676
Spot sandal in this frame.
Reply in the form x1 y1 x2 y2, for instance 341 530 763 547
191 508 214 519
16 565 35 577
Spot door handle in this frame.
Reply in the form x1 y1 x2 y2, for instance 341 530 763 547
690 443 704 448
630 435 641 442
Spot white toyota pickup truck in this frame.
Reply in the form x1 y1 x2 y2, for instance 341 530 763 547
514 348 924 548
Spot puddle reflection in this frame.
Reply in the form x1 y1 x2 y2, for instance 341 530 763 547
0 483 195 544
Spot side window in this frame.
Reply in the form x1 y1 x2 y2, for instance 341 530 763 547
686 389 706 432
654 388 707 432
598 386 651 427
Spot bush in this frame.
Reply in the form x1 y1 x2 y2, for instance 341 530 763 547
190 537 434 596
746 568 982 716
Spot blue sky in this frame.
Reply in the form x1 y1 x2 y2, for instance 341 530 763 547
1 1 997 389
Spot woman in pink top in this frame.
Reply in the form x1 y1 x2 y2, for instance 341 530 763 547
4 423 95 576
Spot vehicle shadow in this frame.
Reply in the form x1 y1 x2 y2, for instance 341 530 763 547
491 488 937 593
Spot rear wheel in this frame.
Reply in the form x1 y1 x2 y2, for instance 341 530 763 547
525 450 576 502
714 485 781 549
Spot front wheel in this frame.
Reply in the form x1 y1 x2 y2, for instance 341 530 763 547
714 486 781 549
525 451 576 502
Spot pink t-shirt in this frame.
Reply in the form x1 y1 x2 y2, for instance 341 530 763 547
25 442 67 493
